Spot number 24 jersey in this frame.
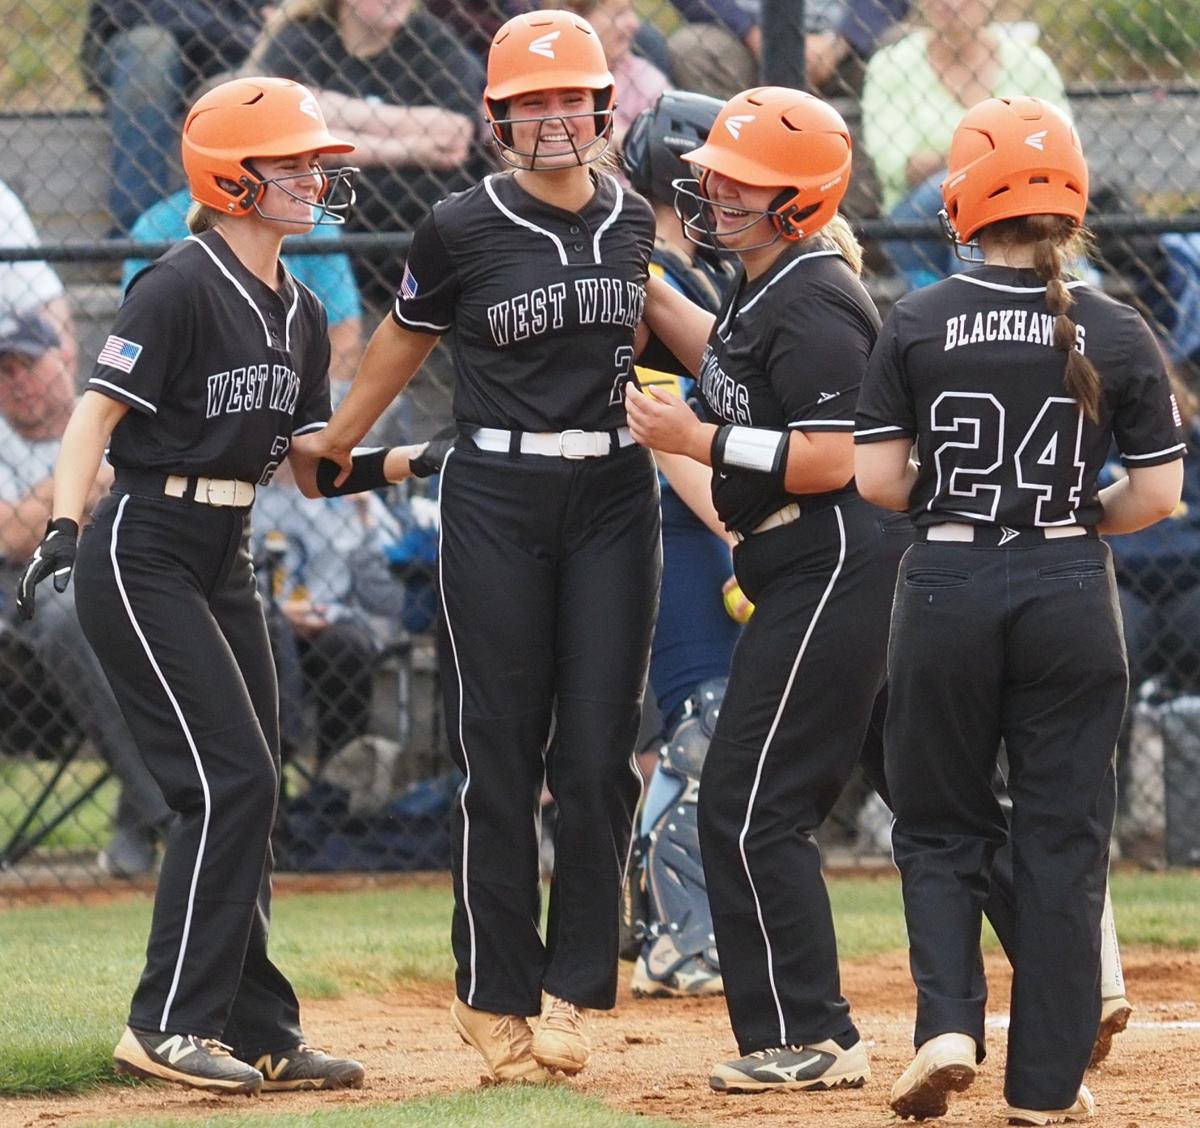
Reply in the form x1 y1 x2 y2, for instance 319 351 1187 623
855 265 1185 528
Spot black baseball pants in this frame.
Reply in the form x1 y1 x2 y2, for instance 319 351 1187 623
437 444 661 1016
74 486 302 1054
699 498 908 1054
885 535 1127 1110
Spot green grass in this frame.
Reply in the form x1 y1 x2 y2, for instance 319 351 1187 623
0 757 118 853
1 871 1196 1106
83 1086 685 1128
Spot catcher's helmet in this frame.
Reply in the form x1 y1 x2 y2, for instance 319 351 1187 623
623 90 724 205
941 96 1088 245
484 9 615 167
674 86 852 250
182 76 355 222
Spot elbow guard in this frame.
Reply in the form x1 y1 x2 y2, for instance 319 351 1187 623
711 425 790 483
316 447 390 496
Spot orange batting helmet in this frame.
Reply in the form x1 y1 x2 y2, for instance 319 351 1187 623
182 76 355 220
941 96 1088 245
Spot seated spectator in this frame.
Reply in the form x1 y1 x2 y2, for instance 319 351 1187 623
252 464 408 772
556 0 671 148
423 0 533 60
861 0 1066 289
0 312 172 878
121 186 364 385
665 0 909 101
256 0 486 303
0 179 76 378
81 1 268 234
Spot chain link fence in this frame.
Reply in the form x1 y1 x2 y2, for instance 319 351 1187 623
1 0 1197 896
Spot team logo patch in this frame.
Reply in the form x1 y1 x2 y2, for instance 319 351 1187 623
298 92 321 121
529 30 560 58
724 114 755 141
98 334 143 373
1024 130 1048 151
400 263 419 301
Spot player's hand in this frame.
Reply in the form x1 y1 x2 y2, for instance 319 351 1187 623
624 381 708 458
16 517 79 621
409 433 455 479
722 575 755 624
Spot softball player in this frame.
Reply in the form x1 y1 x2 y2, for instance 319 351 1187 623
15 76 422 1096
625 87 910 1092
302 10 660 1083
855 96 1184 1124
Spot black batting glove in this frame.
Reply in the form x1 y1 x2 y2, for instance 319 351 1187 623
410 432 455 479
16 517 79 621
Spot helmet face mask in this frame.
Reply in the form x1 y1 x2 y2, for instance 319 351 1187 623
182 76 357 225
672 176 806 253
484 10 616 171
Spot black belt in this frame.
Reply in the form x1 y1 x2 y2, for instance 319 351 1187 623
917 522 1097 547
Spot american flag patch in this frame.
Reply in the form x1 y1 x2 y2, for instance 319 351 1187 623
98 335 143 373
400 263 419 301
1171 393 1183 428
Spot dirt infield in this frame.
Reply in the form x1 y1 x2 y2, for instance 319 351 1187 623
3 948 1197 1128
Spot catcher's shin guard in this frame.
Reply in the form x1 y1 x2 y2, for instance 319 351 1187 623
634 679 725 994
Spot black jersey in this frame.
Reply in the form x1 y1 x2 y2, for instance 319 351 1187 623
393 170 655 432
699 245 881 533
89 230 331 484
855 265 1186 529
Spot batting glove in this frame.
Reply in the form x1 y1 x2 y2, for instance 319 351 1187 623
410 433 455 479
16 517 78 621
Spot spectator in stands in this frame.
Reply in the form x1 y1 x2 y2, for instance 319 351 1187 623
556 0 671 147
0 180 77 378
121 188 364 386
665 0 909 102
255 0 486 303
0 314 173 878
861 0 1066 289
252 463 406 772
423 0 533 60
82 1 269 234
0 176 170 876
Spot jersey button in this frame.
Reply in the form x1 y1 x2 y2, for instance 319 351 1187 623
572 242 584 252
569 225 580 234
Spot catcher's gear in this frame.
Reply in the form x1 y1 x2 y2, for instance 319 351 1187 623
182 76 356 223
630 678 726 996
623 90 724 206
16 517 79 621
674 86 852 251
484 10 615 167
941 96 1088 247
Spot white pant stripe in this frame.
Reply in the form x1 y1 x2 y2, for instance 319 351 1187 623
437 450 480 1004
109 495 213 1031
737 505 847 1046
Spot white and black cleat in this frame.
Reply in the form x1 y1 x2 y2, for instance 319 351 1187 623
709 1038 870 1093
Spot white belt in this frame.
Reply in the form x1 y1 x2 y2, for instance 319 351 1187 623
164 474 256 507
732 503 803 543
926 522 1087 543
472 426 634 459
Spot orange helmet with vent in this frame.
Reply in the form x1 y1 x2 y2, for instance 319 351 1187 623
677 86 852 246
941 96 1088 245
182 76 354 217
484 10 615 162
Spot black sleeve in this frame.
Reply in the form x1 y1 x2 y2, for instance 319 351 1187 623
855 305 916 444
391 211 459 336
1112 314 1187 467
85 262 194 416
293 295 332 438
763 280 872 432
